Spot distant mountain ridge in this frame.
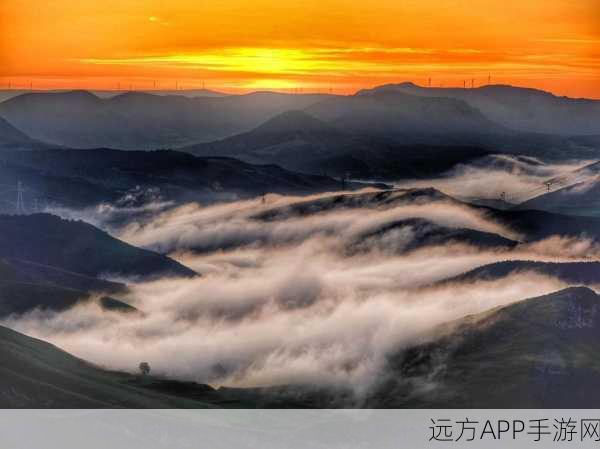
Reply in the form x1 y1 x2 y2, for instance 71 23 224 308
308 88 507 138
0 90 334 149
0 148 354 212
0 88 229 103
360 82 600 136
186 109 494 178
186 87 598 178
1 83 598 153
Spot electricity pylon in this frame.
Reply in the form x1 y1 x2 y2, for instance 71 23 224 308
16 181 25 214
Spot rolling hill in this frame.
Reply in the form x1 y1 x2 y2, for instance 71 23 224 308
0 88 229 103
361 82 600 136
187 110 352 165
5 286 600 408
0 160 120 213
486 207 600 241
0 148 355 211
255 188 600 242
445 260 600 286
307 88 506 142
0 213 195 279
2 86 596 169
369 287 600 407
0 90 333 149
186 110 491 178
0 212 194 318
0 324 215 407
347 217 517 255
518 177 600 217
306 87 596 160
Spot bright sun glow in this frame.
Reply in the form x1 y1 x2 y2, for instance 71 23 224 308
1 0 599 96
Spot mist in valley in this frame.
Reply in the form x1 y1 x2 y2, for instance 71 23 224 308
5 158 600 402
393 155 592 203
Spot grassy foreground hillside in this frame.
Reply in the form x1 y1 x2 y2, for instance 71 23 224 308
370 287 600 407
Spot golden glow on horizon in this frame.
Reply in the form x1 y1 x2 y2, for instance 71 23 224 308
1 0 599 96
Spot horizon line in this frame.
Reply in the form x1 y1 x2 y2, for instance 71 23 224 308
1 81 598 101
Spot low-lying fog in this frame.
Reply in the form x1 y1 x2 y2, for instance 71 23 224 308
394 155 592 203
4 155 599 399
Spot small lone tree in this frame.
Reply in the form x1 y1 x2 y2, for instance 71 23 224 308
139 362 151 376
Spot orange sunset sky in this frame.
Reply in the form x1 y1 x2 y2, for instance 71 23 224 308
1 0 599 97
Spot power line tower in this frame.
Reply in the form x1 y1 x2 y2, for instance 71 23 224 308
16 181 25 214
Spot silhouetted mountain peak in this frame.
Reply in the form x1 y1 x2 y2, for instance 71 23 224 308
363 82 559 98
357 82 600 135
43 90 102 103
2 90 102 110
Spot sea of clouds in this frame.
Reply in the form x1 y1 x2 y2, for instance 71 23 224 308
6 177 600 402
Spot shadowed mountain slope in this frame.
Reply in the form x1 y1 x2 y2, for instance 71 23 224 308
306 87 597 160
445 260 600 286
4 287 600 408
307 89 506 141
0 214 195 279
518 178 600 218
486 207 600 241
347 217 517 255
369 287 600 407
0 91 333 149
255 188 600 242
186 110 491 178
0 258 132 317
360 83 600 136
0 149 354 210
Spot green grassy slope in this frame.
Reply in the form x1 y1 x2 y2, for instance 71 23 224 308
0 325 217 408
